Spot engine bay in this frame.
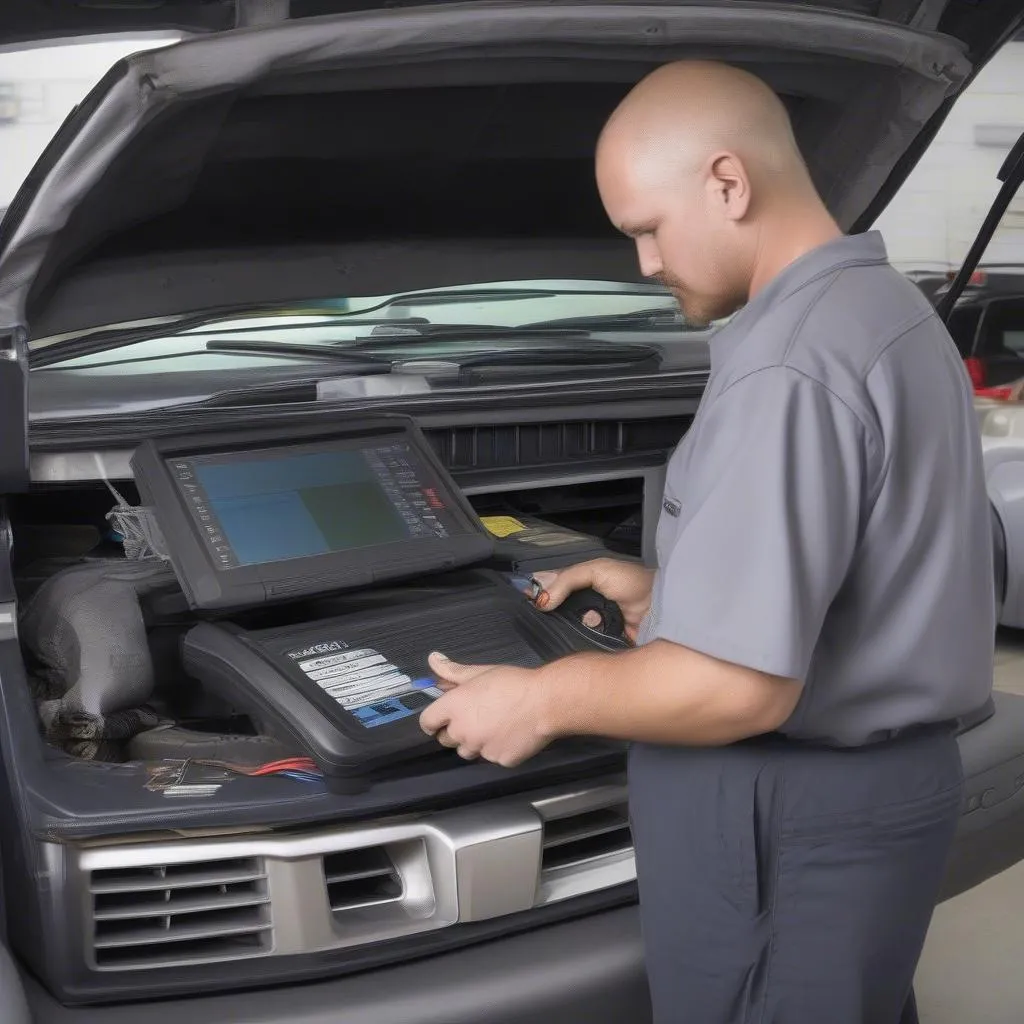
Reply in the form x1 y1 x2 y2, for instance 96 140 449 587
0 412 661 1004
10 416 651 786
8 407 1024 1008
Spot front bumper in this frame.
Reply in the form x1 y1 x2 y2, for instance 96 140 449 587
23 904 651 1024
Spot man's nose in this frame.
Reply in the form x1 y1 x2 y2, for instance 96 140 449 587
635 237 663 279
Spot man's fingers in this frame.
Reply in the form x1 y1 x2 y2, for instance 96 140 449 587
530 570 559 592
427 651 492 683
419 695 450 736
435 726 458 748
421 720 478 760
531 563 593 611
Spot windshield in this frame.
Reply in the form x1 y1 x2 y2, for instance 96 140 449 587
33 280 714 376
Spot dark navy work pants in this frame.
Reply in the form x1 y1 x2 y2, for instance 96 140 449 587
627 725 962 1024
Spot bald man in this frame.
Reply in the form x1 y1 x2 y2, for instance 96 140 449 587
421 61 994 1023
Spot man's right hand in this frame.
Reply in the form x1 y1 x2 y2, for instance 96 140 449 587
531 558 655 644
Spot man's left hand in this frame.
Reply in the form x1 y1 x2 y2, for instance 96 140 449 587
419 652 554 767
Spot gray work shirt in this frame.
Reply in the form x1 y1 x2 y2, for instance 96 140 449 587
639 231 995 746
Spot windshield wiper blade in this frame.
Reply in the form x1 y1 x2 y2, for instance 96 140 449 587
205 339 395 372
211 337 660 373
522 306 688 331
350 322 589 344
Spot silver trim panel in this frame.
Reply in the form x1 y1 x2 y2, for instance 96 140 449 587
70 778 632 972
534 786 635 907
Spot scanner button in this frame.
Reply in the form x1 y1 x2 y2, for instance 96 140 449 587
307 656 388 682
333 675 413 708
297 648 376 672
317 664 398 689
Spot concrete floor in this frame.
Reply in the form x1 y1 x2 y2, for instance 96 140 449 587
915 632 1024 1023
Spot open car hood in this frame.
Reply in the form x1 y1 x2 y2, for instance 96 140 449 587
0 0 1023 488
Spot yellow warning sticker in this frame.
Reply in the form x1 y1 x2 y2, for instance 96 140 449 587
480 515 528 538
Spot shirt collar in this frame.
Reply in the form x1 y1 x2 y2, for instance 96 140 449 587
707 230 889 376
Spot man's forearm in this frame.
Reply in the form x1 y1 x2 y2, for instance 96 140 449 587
535 640 801 747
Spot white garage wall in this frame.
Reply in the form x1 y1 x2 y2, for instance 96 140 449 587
0 35 179 209
870 39 1024 273
0 33 1023 276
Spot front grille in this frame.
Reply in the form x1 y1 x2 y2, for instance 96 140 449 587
89 857 271 970
323 847 403 915
71 777 630 978
535 791 635 906
541 803 633 875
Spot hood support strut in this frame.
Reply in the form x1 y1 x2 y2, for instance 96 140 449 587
937 129 1024 322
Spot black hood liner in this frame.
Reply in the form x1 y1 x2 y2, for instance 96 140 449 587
79 83 636 253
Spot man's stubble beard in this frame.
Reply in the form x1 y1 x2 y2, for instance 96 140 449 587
670 288 732 328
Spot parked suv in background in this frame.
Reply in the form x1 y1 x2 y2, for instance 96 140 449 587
918 266 1024 391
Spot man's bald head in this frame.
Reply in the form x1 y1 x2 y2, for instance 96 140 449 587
599 61 809 188
596 61 839 325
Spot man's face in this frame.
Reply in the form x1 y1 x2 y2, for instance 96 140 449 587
596 141 749 326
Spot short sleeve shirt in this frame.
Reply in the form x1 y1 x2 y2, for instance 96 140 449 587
638 231 994 746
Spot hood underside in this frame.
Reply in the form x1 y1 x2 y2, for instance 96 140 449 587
0 1 1021 341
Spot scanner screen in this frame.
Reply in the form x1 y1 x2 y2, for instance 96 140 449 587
168 440 461 570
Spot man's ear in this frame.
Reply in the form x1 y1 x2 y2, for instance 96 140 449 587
704 152 751 221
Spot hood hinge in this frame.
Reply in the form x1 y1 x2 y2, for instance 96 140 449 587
0 328 29 495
